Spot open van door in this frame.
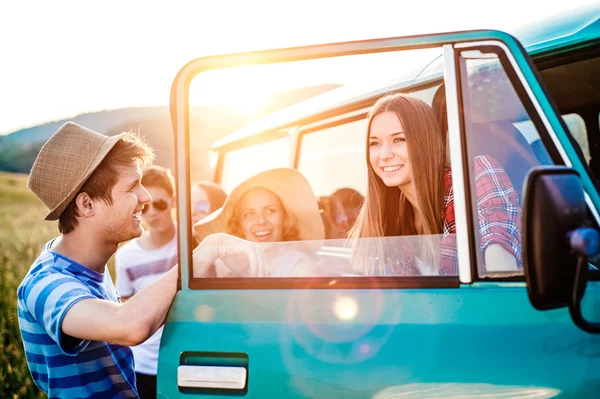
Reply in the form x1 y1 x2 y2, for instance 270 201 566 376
158 30 600 398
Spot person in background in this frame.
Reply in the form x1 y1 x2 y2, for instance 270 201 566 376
191 181 227 225
115 165 177 399
330 187 364 229
318 195 348 239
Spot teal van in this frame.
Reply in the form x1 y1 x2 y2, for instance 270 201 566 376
158 5 600 398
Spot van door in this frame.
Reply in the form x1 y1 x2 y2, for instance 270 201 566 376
158 32 600 398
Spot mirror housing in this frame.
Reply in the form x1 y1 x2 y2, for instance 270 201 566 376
523 166 600 333
522 166 586 310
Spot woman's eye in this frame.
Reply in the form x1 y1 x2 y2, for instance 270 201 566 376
369 141 380 147
266 208 277 214
243 211 254 219
393 137 405 143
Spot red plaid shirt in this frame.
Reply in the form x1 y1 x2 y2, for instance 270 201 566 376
391 155 522 275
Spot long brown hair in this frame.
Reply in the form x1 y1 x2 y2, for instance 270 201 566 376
348 93 447 275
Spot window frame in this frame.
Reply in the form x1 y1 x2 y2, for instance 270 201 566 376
453 41 600 282
184 46 465 290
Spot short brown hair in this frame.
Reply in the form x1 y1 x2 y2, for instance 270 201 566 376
141 165 175 197
58 132 154 234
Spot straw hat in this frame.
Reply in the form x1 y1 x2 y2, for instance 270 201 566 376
193 168 325 242
28 122 125 221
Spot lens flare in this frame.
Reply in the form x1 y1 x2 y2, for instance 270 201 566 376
194 304 215 322
333 296 358 321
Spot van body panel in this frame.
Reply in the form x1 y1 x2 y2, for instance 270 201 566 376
158 285 600 398
515 4 600 55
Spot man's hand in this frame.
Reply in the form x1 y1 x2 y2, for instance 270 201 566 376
193 233 267 277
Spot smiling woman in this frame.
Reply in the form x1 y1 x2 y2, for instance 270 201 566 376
232 187 288 243
350 93 522 276
192 168 325 277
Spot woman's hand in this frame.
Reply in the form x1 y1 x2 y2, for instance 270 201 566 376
192 233 267 277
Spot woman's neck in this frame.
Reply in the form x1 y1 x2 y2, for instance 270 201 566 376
399 183 422 234
414 211 423 234
399 182 417 208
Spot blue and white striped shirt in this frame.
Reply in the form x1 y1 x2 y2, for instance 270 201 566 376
17 240 137 398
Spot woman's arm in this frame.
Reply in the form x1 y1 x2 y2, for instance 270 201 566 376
485 244 518 271
192 233 267 277
473 155 522 271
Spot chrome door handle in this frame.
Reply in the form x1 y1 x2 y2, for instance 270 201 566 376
177 365 247 390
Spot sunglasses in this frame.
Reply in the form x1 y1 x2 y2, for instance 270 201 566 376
193 200 211 214
142 199 170 214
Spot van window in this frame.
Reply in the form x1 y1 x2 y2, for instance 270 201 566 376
514 113 589 164
190 47 466 283
220 136 290 193
297 119 368 197
564 114 590 164
459 52 554 277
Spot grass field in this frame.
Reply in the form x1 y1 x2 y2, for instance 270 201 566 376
0 172 52 398
0 172 116 398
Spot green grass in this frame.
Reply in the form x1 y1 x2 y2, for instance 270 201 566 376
0 172 51 398
0 172 119 398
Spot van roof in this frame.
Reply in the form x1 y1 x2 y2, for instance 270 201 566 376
213 5 600 150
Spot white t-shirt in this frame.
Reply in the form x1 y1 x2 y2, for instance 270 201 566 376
115 233 178 375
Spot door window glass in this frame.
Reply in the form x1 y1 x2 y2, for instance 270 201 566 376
459 52 554 277
298 119 368 198
514 113 589 164
189 46 464 286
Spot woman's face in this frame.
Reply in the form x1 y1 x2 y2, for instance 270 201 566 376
236 187 285 243
369 111 412 188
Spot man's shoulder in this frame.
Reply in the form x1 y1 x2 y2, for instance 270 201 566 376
18 248 91 308
21 247 67 284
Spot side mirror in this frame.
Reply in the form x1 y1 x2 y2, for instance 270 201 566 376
523 166 600 333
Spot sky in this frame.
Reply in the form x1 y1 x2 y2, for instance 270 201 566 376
0 0 597 135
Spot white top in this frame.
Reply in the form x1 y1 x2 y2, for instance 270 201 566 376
115 233 178 375
269 250 309 277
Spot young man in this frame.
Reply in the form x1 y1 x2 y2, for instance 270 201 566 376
18 122 264 398
17 122 178 398
115 166 178 399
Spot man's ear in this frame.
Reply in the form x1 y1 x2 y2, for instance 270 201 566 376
75 193 95 217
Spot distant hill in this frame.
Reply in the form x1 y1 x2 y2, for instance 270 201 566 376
0 84 339 181
0 107 169 146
